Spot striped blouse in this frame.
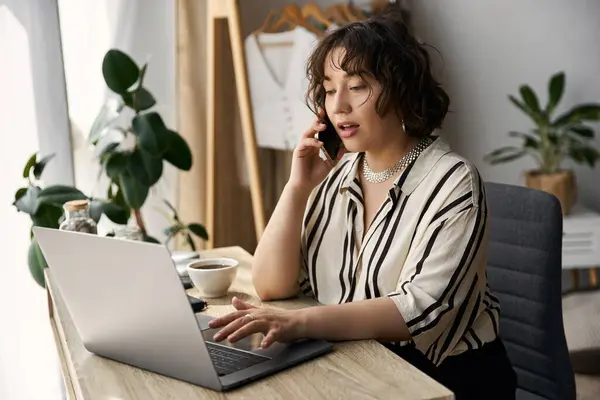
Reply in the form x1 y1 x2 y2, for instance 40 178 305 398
299 136 500 366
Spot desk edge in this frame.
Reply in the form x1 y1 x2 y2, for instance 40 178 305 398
46 269 84 400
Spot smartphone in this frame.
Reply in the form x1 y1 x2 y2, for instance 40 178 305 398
317 115 343 162
187 295 208 313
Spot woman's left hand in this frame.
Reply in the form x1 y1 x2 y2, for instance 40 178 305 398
208 297 306 348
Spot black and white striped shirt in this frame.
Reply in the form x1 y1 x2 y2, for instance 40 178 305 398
299 136 500 365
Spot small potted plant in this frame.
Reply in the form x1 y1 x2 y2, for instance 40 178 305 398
484 71 600 215
12 49 208 288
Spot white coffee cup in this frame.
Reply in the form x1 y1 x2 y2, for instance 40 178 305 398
186 257 238 298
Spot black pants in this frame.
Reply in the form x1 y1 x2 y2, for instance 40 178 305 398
385 338 517 400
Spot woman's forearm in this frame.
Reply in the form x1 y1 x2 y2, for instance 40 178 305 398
297 297 411 342
252 184 311 301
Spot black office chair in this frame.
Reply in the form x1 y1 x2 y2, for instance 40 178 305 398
484 182 576 400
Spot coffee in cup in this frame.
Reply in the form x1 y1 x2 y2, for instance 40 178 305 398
186 257 238 298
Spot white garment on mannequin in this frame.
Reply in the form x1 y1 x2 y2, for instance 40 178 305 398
244 27 319 151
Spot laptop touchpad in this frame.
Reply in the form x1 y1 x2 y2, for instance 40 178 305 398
195 313 213 330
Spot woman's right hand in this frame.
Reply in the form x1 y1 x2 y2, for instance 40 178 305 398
287 119 339 194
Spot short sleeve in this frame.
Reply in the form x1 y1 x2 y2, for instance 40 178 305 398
388 188 488 366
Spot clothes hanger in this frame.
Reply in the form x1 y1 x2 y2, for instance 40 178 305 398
252 5 323 49
252 9 295 47
271 4 323 35
301 2 333 29
267 6 298 33
338 3 361 22
253 9 286 34
347 1 368 21
324 4 349 25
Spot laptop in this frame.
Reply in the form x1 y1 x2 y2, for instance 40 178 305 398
33 227 333 391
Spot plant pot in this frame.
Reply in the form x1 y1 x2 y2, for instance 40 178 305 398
525 170 576 215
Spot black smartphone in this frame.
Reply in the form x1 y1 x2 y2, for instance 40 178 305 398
187 295 208 313
317 115 343 161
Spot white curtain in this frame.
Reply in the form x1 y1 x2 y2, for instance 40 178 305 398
0 0 72 399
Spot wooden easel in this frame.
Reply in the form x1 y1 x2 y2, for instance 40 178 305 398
206 0 265 249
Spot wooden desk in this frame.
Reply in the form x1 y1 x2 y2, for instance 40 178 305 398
46 246 454 400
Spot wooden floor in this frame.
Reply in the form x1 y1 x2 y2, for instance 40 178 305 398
575 374 600 400
563 288 600 399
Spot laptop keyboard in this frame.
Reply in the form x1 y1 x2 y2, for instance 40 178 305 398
206 342 270 376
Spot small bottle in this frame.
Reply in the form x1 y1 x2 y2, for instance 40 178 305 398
59 199 98 234
114 225 143 241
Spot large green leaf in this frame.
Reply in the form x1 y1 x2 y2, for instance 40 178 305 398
37 185 87 207
508 131 540 149
546 72 565 115
127 149 150 185
89 199 130 224
128 148 163 186
132 112 170 156
104 151 129 180
163 130 192 171
188 223 208 240
32 204 63 228
483 146 527 165
102 49 139 94
119 170 149 209
581 147 600 167
122 87 156 112
569 146 600 167
28 238 48 288
553 104 600 127
509 95 544 126
22 153 37 178
140 150 163 185
519 85 541 113
14 186 41 215
488 150 527 164
88 200 103 223
569 126 595 139
33 153 56 180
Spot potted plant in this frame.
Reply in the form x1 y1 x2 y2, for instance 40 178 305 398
12 49 208 288
484 71 600 215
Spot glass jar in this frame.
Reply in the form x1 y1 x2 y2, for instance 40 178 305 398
114 225 143 241
59 199 98 234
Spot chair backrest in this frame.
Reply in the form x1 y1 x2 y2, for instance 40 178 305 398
484 182 576 400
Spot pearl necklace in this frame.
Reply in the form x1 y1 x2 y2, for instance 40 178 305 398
362 137 432 184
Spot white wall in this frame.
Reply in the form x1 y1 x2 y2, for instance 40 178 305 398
410 0 600 211
59 0 177 239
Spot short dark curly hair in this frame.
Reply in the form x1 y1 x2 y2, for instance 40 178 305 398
305 11 449 138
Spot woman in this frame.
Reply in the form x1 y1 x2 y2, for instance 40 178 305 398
209 11 517 399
